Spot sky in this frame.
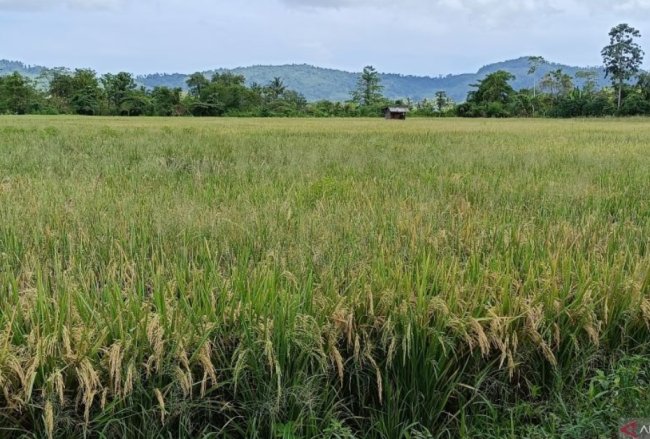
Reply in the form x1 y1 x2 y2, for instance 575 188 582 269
1 0 650 76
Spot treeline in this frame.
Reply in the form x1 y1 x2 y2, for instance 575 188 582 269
0 66 645 118
453 69 644 118
0 67 644 119
0 67 400 117
0 69 308 117
0 23 647 118
452 23 649 117
0 63 456 118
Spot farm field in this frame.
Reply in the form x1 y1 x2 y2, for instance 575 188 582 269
0 116 650 438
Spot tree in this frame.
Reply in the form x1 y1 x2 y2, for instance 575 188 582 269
188 73 253 116
186 73 209 98
102 72 137 115
601 23 644 110
47 72 76 113
47 69 105 114
119 87 150 116
49 71 75 99
527 56 547 117
468 71 516 104
539 69 574 97
458 71 517 118
351 65 384 107
575 69 599 97
267 77 287 99
434 91 451 112
636 72 650 100
151 86 184 116
527 56 547 98
260 77 307 116
0 72 40 114
208 73 251 114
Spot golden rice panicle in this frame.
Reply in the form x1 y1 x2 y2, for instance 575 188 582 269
154 388 166 424
146 315 165 372
107 342 123 396
43 400 54 439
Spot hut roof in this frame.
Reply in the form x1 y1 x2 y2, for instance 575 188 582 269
385 107 409 113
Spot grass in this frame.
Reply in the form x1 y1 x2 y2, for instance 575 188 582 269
0 116 649 438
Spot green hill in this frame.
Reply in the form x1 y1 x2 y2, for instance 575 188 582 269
0 60 45 76
138 58 609 102
1 57 609 102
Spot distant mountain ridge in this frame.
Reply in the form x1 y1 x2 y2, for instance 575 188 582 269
1 57 609 102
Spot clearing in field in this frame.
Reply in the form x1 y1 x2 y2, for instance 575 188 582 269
0 117 649 438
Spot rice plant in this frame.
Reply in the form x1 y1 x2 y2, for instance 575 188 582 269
0 116 649 437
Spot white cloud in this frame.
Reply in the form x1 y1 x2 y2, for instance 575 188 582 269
276 0 650 39
0 0 124 10
280 0 650 16
1 0 649 76
611 0 650 11
67 0 124 9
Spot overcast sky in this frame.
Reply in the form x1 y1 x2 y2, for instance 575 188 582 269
1 0 649 76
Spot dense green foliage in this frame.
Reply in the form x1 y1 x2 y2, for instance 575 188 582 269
0 70 310 117
0 23 647 118
1 57 609 104
0 65 641 118
0 68 386 117
0 65 644 119
350 66 386 109
456 23 646 118
454 66 650 118
602 24 645 110
0 117 649 438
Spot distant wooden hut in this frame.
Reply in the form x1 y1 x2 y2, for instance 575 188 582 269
383 106 409 120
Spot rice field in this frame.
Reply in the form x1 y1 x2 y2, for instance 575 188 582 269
0 116 649 438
